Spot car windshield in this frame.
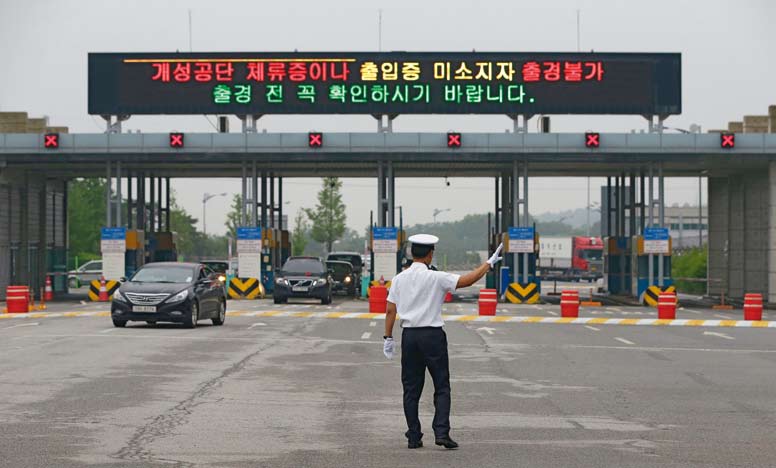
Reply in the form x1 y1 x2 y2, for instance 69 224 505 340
581 249 603 260
328 254 362 268
203 262 229 273
282 259 324 275
327 262 352 277
131 266 194 283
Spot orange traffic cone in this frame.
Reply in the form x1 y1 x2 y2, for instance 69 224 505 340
98 277 109 302
28 289 35 312
44 276 53 301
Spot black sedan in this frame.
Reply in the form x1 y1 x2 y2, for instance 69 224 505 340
326 260 358 297
111 262 227 328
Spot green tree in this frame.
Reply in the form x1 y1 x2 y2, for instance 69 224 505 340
673 247 707 294
225 194 242 239
291 210 309 256
304 177 346 253
67 178 108 264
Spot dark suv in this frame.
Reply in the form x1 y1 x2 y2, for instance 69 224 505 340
326 252 363 287
274 257 333 304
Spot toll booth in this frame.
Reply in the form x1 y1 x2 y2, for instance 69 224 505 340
279 230 291 266
261 227 277 294
632 228 673 301
124 229 145 278
146 232 177 263
502 226 541 303
603 237 632 295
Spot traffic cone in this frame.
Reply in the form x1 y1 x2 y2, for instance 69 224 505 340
98 276 109 302
28 289 35 312
44 276 53 301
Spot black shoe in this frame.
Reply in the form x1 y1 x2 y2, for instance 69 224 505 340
435 436 458 449
408 440 423 449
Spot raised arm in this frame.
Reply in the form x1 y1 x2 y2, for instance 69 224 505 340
455 243 503 289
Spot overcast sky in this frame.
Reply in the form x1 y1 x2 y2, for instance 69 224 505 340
2 0 774 236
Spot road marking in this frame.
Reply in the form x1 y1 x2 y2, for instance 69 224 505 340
476 327 496 335
361 332 372 340
714 314 732 319
1 322 40 330
584 325 600 331
99 328 116 333
615 337 635 345
683 309 702 315
248 322 267 329
369 321 377 327
547 310 558 316
703 331 734 340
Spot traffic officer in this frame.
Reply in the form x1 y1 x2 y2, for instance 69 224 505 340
383 234 503 449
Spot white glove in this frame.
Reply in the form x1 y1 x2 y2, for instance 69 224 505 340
487 243 504 268
383 337 395 360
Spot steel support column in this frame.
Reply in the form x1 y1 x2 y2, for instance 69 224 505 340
387 162 395 226
106 161 112 227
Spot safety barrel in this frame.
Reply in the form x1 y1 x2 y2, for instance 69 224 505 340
478 289 497 316
6 286 30 313
369 286 388 313
743 293 763 321
657 291 677 320
560 290 580 318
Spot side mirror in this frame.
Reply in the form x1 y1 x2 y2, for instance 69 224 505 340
119 277 127 283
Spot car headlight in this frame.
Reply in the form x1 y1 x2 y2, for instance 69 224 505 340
275 278 288 285
113 289 127 302
315 278 328 286
218 275 226 282
166 290 189 303
344 276 351 284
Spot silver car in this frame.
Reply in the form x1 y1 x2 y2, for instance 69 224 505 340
68 260 103 288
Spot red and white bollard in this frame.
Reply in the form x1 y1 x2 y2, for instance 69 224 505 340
44 275 54 301
478 289 497 316
657 291 676 320
743 293 763 321
560 290 580 318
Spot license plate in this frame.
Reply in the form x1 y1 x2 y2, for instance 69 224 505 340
292 286 309 292
133 306 156 313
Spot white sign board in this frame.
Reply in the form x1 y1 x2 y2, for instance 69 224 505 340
238 253 261 280
643 228 670 255
508 227 535 253
101 227 126 280
373 252 397 282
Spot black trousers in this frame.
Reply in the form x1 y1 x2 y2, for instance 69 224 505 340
401 326 451 441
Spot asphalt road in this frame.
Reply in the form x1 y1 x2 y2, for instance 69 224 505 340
1 298 775 467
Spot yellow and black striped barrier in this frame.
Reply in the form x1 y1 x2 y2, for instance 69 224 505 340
505 282 540 304
643 285 676 307
88 280 120 301
228 277 265 300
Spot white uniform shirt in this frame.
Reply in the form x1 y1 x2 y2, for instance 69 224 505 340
387 262 460 328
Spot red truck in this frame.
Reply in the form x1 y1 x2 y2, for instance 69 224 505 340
538 236 604 282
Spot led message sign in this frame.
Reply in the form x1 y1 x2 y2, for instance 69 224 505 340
88 52 681 116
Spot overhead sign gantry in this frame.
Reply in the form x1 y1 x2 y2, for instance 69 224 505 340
89 52 681 116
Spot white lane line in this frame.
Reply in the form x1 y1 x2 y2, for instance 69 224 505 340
1 322 40 330
682 308 702 315
361 332 372 340
99 328 117 333
714 314 732 320
614 337 635 345
248 322 267 329
584 325 600 331
703 331 735 340
547 311 558 316
369 321 377 327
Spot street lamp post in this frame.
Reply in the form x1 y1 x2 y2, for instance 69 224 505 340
202 192 227 236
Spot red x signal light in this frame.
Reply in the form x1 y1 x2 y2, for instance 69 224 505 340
308 132 323 148
720 133 735 149
43 133 59 149
447 132 461 148
585 132 600 148
169 132 184 148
